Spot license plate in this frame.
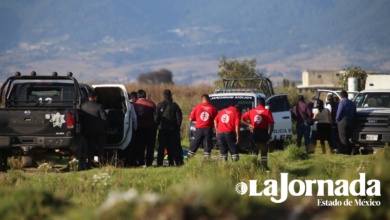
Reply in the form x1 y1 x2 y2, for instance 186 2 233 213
366 135 378 141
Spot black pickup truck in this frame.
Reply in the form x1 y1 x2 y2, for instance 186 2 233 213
0 72 89 171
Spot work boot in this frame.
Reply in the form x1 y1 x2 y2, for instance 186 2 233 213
232 154 239 163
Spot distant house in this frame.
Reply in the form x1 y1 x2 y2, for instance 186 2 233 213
296 70 344 92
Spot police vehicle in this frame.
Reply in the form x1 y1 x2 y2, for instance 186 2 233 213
188 77 293 151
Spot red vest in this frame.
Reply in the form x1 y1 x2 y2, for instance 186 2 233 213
242 105 274 129
215 106 241 133
189 102 218 128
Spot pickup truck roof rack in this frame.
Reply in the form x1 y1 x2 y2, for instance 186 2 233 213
215 77 274 97
0 72 82 108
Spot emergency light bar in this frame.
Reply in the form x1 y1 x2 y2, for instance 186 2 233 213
214 87 258 93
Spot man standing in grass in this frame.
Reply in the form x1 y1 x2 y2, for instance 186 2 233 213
241 97 274 170
155 89 184 166
336 90 357 155
121 92 138 167
214 105 241 162
81 91 109 169
188 94 218 159
134 90 157 167
291 95 312 151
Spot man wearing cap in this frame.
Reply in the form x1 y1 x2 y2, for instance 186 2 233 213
134 90 157 167
154 89 184 166
241 97 274 169
214 105 241 162
188 94 218 159
291 95 312 150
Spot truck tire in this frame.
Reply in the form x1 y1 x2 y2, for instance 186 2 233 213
22 156 38 168
0 151 7 172
74 136 88 171
361 149 374 155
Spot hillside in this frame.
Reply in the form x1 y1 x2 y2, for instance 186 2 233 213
0 0 389 83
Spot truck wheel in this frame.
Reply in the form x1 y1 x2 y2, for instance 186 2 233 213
0 151 7 172
74 136 88 171
22 156 38 168
361 149 374 155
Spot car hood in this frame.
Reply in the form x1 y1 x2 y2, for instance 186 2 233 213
356 108 390 114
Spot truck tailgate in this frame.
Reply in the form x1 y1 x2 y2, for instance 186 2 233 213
0 108 69 136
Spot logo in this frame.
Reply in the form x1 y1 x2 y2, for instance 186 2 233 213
254 115 262 124
24 110 31 115
221 114 230 123
235 173 381 204
202 106 211 110
255 110 264 114
50 112 66 128
200 112 210 121
235 182 248 195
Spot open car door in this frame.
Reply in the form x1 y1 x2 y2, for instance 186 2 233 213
266 94 293 142
92 84 133 150
312 90 357 140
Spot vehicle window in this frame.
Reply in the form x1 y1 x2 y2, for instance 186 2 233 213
28 88 61 97
354 93 390 108
8 83 75 106
266 95 290 112
210 96 254 113
81 88 88 96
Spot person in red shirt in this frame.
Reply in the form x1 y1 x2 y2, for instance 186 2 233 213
214 105 241 162
241 97 274 170
133 89 157 167
188 94 218 158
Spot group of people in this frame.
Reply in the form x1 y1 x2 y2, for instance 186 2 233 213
80 88 356 169
292 90 357 155
81 91 276 169
188 95 274 169
81 89 184 169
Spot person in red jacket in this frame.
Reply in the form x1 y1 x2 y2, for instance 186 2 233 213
133 90 157 167
188 94 218 158
241 97 274 170
214 105 241 162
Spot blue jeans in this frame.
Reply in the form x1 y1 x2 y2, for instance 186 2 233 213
296 121 311 149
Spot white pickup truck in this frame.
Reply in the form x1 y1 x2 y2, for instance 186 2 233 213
188 78 293 152
350 74 390 153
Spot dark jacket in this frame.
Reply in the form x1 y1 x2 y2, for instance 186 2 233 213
81 101 109 134
328 100 339 123
154 99 182 130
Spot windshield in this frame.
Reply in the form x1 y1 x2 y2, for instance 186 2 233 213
210 96 254 113
353 93 390 108
6 79 77 107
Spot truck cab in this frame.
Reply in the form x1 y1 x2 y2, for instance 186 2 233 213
188 77 293 151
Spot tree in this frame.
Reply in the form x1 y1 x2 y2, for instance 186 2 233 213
137 69 174 84
214 55 264 88
339 66 367 91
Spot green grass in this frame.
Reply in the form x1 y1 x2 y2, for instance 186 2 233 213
1 145 389 219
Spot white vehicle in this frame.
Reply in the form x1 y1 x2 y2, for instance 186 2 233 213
188 78 293 151
350 74 390 153
311 89 358 142
92 84 134 150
